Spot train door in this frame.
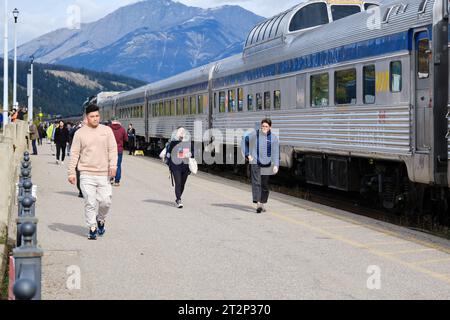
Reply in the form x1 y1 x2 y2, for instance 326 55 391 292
414 31 432 153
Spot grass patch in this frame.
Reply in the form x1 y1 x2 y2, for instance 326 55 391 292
0 268 8 300
0 249 9 300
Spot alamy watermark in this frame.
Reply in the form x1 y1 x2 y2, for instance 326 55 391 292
165 122 280 175
67 5 81 30
67 265 81 290
366 265 381 290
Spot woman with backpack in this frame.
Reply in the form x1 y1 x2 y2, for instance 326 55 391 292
165 127 193 209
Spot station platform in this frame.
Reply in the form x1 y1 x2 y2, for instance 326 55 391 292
29 143 450 299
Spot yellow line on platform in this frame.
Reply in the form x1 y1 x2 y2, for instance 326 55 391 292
322 225 363 230
364 241 408 246
382 248 437 255
191 179 450 286
411 258 450 265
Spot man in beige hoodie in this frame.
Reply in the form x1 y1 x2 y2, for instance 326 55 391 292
68 104 118 240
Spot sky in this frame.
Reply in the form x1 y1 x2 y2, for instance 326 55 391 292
1 0 303 47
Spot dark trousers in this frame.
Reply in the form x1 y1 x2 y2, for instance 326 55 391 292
56 143 66 161
31 139 38 155
115 153 123 183
251 164 270 204
38 137 43 146
128 138 135 155
173 170 189 201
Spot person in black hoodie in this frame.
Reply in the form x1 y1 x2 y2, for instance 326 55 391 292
166 127 192 209
54 120 70 165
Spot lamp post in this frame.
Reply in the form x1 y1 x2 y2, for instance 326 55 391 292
13 8 19 111
27 56 34 122
3 0 9 126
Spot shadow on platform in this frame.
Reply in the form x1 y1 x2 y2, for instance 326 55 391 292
55 191 81 198
143 199 177 207
211 203 255 213
48 223 87 238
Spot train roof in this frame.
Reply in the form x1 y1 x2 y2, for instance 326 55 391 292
213 0 435 80
243 0 380 56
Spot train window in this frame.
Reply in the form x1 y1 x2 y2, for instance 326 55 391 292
335 69 357 105
256 93 263 110
170 100 175 116
176 99 181 116
363 65 376 104
182 97 188 115
219 92 226 113
264 92 271 110
390 61 402 92
418 39 430 79
228 90 236 113
247 94 254 111
238 88 244 112
198 95 203 114
331 5 361 21
364 3 378 10
214 93 217 109
274 90 281 109
190 96 196 115
159 102 164 117
418 0 428 13
311 73 329 107
289 2 329 32
382 7 392 23
163 101 169 116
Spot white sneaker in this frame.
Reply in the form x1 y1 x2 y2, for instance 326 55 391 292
61 161 64 165
176 200 184 209
56 160 59 165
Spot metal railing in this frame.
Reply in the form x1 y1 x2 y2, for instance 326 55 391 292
11 151 43 300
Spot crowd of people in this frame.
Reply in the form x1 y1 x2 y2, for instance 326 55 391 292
29 102 279 241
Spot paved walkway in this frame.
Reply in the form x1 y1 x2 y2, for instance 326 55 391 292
31 143 450 299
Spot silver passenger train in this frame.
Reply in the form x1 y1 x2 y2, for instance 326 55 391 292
97 0 450 215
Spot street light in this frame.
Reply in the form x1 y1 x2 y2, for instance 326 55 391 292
3 0 9 126
13 8 19 111
27 56 34 122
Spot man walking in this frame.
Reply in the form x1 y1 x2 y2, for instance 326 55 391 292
68 104 118 240
242 119 280 214
29 121 39 155
110 117 128 186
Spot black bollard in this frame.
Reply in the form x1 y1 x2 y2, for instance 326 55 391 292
13 222 43 300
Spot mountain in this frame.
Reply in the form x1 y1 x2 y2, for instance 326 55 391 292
58 18 244 83
0 59 146 117
17 0 264 82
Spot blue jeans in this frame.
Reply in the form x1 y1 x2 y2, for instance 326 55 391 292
115 153 123 183
32 139 38 155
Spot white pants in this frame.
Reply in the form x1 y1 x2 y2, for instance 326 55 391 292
80 175 112 228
